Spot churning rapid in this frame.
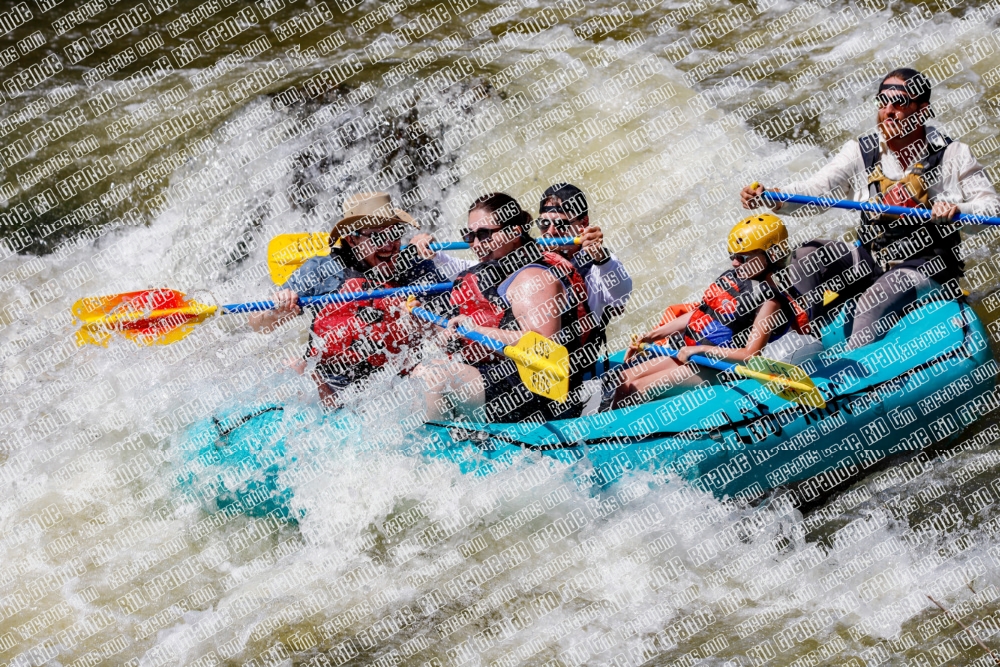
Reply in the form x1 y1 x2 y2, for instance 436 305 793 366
3 0 1000 665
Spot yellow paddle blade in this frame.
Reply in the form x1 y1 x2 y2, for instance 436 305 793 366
72 289 217 347
738 356 826 409
822 289 839 306
503 331 570 402
268 232 332 285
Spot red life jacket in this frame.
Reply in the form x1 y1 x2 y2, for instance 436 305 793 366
781 293 811 337
684 270 809 347
450 249 595 382
542 250 595 348
310 275 412 369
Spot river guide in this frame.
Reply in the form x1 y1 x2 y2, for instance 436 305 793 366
741 67 1000 351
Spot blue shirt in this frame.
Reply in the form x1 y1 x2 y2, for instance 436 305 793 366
284 255 345 297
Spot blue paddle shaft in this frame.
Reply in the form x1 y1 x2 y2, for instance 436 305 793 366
408 305 507 354
406 237 578 251
762 191 1000 226
221 282 454 314
643 344 736 372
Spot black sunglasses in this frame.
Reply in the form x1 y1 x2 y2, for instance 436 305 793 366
876 93 917 109
730 253 751 264
461 227 504 243
536 217 575 233
350 225 403 248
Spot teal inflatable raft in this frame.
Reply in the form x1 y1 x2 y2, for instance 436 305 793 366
172 297 997 518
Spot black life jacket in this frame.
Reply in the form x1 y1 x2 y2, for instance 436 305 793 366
859 131 963 281
450 241 595 390
777 239 878 327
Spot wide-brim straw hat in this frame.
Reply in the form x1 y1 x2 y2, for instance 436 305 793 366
330 192 417 238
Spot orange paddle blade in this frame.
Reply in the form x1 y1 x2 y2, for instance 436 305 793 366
73 289 217 346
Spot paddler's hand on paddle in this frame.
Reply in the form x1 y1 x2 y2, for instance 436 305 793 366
930 200 959 224
274 289 301 317
410 233 438 260
432 313 474 351
624 333 649 363
579 225 607 263
624 311 696 363
446 314 475 335
676 345 704 363
248 289 301 333
740 183 782 211
404 297 445 339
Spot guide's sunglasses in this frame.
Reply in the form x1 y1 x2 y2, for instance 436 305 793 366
729 253 752 264
461 227 504 243
876 92 918 109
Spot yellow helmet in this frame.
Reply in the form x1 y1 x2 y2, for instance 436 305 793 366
728 213 788 255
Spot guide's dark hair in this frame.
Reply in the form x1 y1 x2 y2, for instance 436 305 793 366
468 192 532 238
880 67 932 104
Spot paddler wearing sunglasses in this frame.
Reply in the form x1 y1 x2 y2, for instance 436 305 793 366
741 68 1000 348
411 183 632 366
614 214 812 406
536 183 633 360
249 192 446 406
411 192 597 423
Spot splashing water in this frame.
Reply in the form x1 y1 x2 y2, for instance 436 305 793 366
2 1 1000 666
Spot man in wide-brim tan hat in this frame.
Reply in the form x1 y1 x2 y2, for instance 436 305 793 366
248 191 447 405
249 191 424 334
329 191 418 239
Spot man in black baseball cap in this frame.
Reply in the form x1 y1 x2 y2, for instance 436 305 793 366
537 182 633 307
537 183 632 382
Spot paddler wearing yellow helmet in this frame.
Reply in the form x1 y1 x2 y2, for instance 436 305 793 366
612 213 816 407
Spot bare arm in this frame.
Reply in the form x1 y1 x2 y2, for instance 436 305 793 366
677 299 780 364
639 311 692 344
622 311 693 362
448 267 564 344
509 268 563 338
248 289 301 333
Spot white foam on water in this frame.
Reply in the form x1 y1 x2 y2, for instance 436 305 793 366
3 1 1000 665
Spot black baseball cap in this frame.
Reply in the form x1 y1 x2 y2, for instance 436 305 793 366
540 183 588 221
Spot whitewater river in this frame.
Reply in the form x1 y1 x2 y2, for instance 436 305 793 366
3 0 1000 665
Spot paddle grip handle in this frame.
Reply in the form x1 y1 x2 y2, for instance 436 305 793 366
403 237 579 251
221 282 454 314
762 191 1000 226
409 306 507 354
643 344 736 372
